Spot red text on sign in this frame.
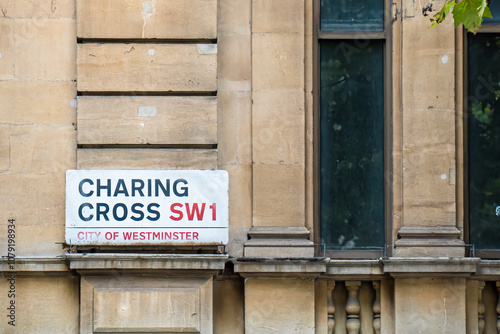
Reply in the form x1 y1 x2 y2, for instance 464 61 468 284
169 203 216 221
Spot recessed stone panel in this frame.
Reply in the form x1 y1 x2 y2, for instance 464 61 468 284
77 96 217 145
81 276 213 333
77 0 217 39
77 44 217 92
93 288 200 332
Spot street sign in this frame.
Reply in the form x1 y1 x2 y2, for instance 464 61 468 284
65 169 228 246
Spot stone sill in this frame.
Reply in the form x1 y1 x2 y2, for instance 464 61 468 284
7 255 500 280
324 260 384 280
233 257 328 278
382 257 480 278
0 256 68 272
472 260 500 279
67 253 228 272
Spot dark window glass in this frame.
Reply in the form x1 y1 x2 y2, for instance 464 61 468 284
484 1 500 25
468 34 500 249
320 40 385 250
320 0 384 31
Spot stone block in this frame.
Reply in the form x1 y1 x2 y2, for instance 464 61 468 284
466 280 479 334
402 104 456 227
0 125 9 171
0 118 70 222
0 81 76 124
218 0 251 36
252 89 305 164
217 91 252 165
402 49 455 110
77 149 217 169
9 124 76 175
77 96 217 145
0 0 75 18
0 18 14 80
395 278 466 333
218 35 251 92
219 164 252 226
15 224 66 256
0 277 79 334
252 33 304 91
253 164 305 227
401 8 455 111
218 164 252 257
0 173 66 223
77 44 217 92
402 144 455 226
252 0 304 34
213 279 244 334
403 108 455 148
245 279 315 333
0 174 67 256
314 281 328 333
77 0 216 39
81 276 213 333
14 19 76 80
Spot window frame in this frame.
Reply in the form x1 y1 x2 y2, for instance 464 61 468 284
313 0 393 259
464 21 500 258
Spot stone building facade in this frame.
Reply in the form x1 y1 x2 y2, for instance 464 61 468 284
1 0 500 333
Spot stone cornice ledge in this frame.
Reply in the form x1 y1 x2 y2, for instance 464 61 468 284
473 260 500 280
67 253 228 273
0 256 68 273
233 258 329 278
323 260 385 280
382 257 480 278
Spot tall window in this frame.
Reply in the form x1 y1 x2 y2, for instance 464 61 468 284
317 0 390 257
467 1 500 256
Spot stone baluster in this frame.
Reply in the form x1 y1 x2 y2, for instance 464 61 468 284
478 281 485 334
496 282 500 333
372 281 381 334
345 281 361 334
327 281 336 334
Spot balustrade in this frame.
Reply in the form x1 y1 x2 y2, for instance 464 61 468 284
326 280 381 334
479 281 486 334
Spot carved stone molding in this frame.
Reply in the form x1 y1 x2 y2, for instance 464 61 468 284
394 226 465 257
244 226 314 257
382 257 479 278
233 258 327 279
0 256 70 276
67 253 227 276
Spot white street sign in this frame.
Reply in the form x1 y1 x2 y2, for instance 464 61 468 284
65 170 228 246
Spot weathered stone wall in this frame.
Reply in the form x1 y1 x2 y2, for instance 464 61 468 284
0 0 76 257
0 0 499 333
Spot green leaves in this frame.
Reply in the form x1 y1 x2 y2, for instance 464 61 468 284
472 101 494 124
453 0 492 32
430 0 456 28
430 0 492 34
